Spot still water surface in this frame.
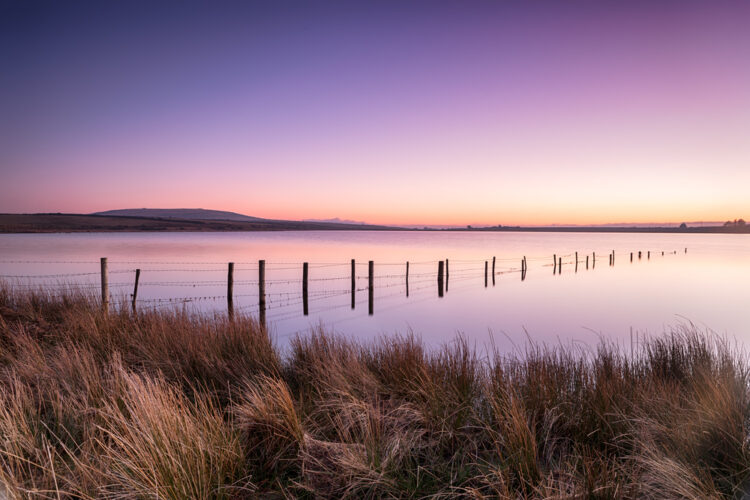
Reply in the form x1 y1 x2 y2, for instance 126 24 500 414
1 231 748 351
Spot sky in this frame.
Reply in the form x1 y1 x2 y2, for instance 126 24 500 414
1 1 749 226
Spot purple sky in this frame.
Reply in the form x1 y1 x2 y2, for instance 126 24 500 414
1 1 749 225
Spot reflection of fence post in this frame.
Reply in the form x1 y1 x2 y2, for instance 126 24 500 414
368 261 374 315
351 259 355 309
227 262 234 318
437 260 444 297
100 257 108 314
406 261 409 297
131 268 140 313
259 260 266 327
302 262 309 316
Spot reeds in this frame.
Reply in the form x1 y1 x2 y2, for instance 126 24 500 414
1 286 749 498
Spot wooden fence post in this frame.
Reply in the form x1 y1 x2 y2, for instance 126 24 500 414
575 252 578 273
437 260 444 297
227 262 234 317
558 256 562 273
302 262 309 316
553 254 557 274
131 268 140 312
368 261 374 315
351 259 355 309
406 261 409 298
259 260 266 326
100 257 108 313
492 256 496 285
484 260 488 287
586 255 589 269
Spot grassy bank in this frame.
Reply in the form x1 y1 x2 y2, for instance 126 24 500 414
0 287 748 498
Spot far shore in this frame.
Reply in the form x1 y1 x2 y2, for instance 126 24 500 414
1 213 749 234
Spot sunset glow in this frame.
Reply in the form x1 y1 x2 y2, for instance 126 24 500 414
1 1 749 225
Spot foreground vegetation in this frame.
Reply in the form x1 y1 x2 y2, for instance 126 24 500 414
0 287 749 499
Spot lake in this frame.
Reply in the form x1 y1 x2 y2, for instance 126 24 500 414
1 231 748 351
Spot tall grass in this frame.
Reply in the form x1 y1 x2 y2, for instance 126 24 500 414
0 286 749 498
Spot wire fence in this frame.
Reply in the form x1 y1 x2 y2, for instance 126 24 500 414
0 247 689 325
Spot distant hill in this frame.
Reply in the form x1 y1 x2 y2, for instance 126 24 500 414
93 208 266 222
304 217 368 225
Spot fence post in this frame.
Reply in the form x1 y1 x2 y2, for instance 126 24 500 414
227 262 234 318
259 260 266 326
492 256 496 285
445 259 449 292
303 262 309 316
638 251 642 260
575 252 578 273
484 261 488 287
100 257 108 314
647 251 650 259
592 252 596 268
131 268 140 312
406 261 409 297
558 257 562 273
586 255 589 269
368 261 374 315
553 254 557 274
437 260 444 297
351 259 355 309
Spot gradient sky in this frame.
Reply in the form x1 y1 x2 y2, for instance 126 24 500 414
1 1 749 225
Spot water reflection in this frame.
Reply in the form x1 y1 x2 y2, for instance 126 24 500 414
0 231 748 351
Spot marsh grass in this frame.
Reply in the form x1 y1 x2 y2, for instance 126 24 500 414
0 285 749 498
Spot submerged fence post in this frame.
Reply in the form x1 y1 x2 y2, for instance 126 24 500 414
259 260 266 326
351 259 356 309
558 257 562 273
575 252 578 273
638 251 642 260
368 261 374 315
630 252 633 262
492 256 496 285
553 254 557 274
648 251 650 259
586 255 589 269
484 261 488 287
593 252 596 268
406 261 409 298
100 257 109 314
131 268 140 312
437 260 444 297
303 262 309 316
227 262 234 318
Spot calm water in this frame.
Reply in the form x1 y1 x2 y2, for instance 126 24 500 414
1 231 748 351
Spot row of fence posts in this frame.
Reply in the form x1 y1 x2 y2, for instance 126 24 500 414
99 249 687 317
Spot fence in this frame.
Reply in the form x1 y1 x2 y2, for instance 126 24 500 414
0 247 688 325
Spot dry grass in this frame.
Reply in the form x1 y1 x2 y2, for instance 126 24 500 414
1 286 749 498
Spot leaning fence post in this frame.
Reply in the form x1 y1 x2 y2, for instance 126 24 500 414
131 268 140 312
100 257 109 313
302 262 309 316
259 260 266 326
368 261 374 315
227 262 234 317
